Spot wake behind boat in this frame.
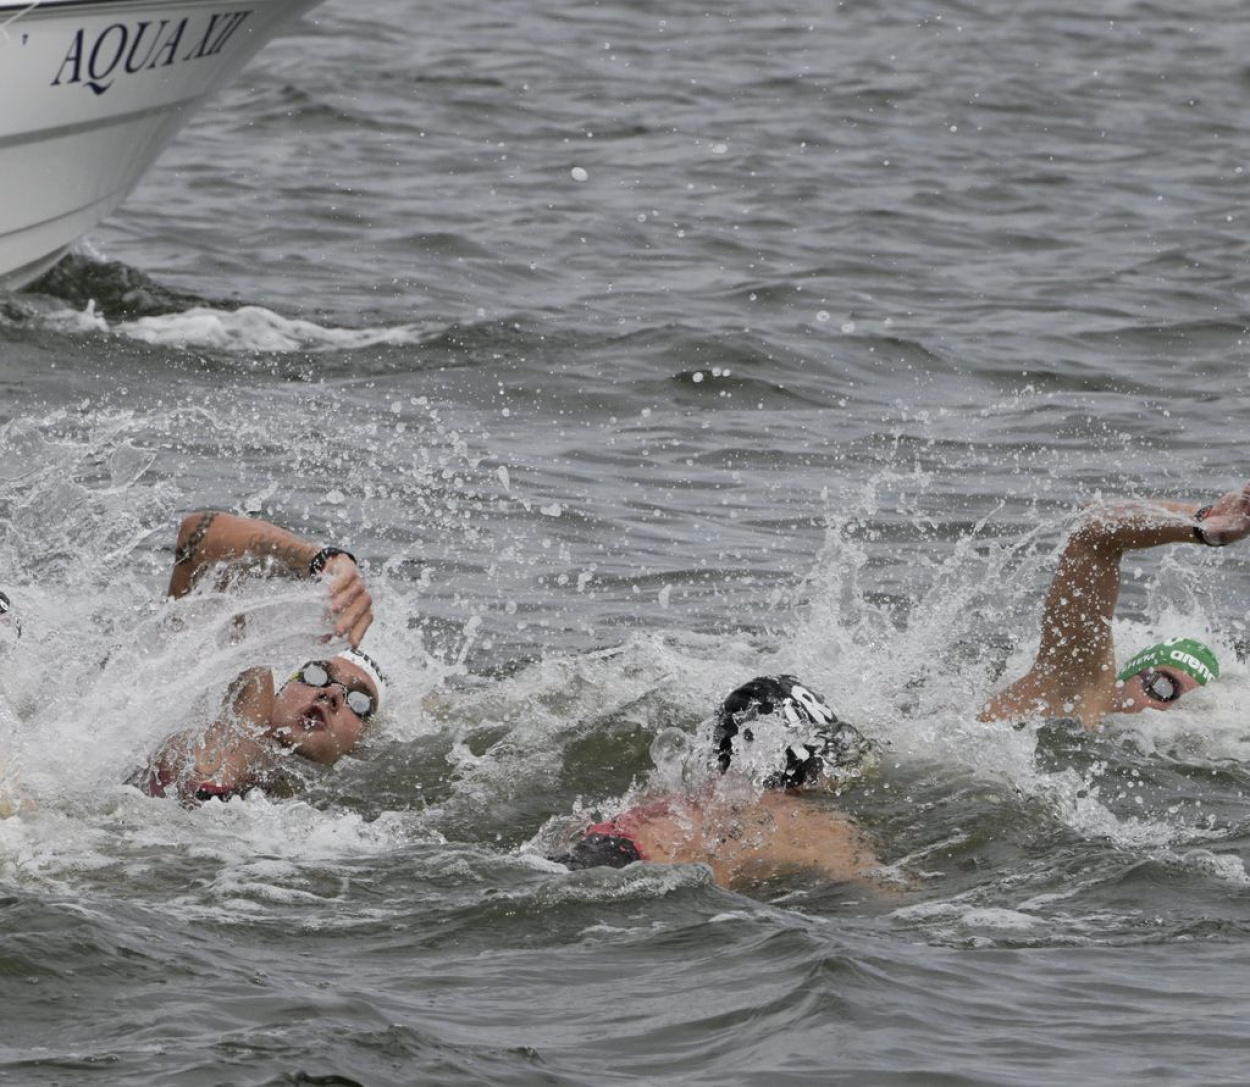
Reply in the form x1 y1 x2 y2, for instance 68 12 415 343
0 0 323 292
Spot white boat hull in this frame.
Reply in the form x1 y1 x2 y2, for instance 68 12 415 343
0 0 323 291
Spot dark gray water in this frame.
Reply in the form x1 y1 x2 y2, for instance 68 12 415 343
3 0 1250 1083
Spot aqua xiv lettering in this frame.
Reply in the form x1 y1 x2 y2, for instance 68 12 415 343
50 11 252 96
189 11 251 61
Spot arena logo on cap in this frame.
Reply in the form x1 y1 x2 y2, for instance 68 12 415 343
1169 650 1216 684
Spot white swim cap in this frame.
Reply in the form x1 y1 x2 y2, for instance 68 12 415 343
334 648 388 713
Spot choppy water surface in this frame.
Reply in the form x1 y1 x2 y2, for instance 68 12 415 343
3 0 1250 1083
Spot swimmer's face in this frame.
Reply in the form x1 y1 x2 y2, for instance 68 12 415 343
271 658 379 764
1116 666 1202 714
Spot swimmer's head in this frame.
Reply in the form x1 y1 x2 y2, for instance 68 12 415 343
1116 637 1220 688
1114 637 1219 713
713 675 871 790
272 649 388 765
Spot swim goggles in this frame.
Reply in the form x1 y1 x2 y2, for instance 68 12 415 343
1140 669 1181 704
292 661 377 719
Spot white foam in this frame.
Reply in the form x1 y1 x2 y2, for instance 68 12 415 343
15 299 443 353
709 910 756 923
1177 848 1250 887
116 305 441 353
533 860 713 905
959 907 1040 930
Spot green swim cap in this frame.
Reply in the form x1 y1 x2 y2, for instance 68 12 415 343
1117 638 1221 686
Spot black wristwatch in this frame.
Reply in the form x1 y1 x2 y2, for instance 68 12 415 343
309 546 358 575
1193 505 1222 547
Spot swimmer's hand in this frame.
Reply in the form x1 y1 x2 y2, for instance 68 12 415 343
1194 483 1250 548
321 553 373 647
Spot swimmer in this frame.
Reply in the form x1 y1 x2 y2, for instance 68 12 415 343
551 675 884 890
132 511 386 803
980 482 1250 727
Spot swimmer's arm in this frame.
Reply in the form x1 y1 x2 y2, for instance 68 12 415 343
769 802 885 885
168 510 372 645
980 487 1250 725
720 795 887 890
141 669 283 802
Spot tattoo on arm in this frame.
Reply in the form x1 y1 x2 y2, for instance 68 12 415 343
274 542 311 572
239 533 312 576
174 512 219 567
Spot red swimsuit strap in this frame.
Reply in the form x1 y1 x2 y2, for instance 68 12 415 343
585 797 677 861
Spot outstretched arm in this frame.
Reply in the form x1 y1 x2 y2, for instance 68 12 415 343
167 511 373 646
980 483 1250 726
750 795 885 888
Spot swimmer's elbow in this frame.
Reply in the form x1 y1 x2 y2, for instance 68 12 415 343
1064 508 1124 552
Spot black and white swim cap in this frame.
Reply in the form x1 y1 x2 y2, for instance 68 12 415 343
713 674 869 789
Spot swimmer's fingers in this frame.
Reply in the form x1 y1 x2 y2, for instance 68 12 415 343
324 554 365 606
323 554 373 646
1200 485 1250 547
332 593 373 647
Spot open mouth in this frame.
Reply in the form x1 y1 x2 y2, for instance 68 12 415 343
299 704 329 731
